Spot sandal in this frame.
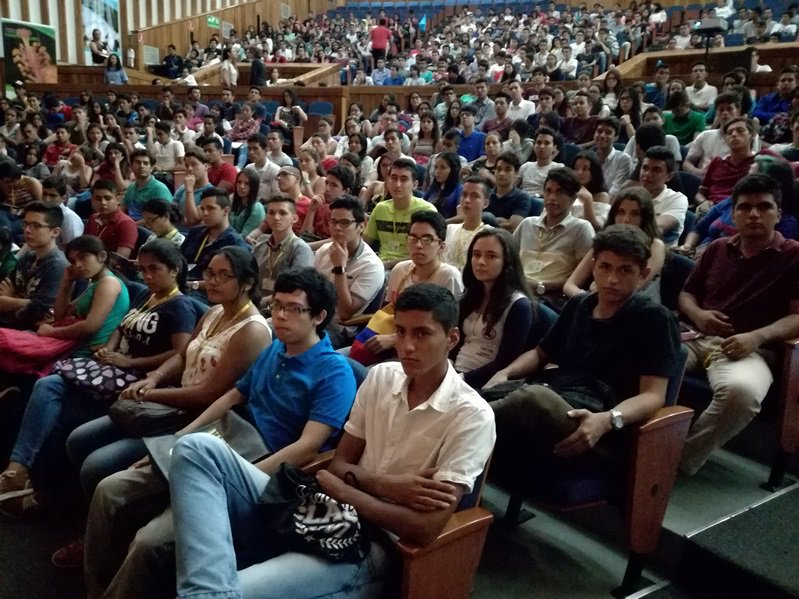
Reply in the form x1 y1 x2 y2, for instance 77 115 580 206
52 538 85 569
0 469 33 502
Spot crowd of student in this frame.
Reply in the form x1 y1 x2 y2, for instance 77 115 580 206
0 3 798 596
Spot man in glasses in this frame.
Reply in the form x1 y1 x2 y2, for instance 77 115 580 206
83 268 358 598
362 210 463 358
314 196 384 348
181 188 248 303
0 202 67 330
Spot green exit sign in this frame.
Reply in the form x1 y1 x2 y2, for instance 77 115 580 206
207 16 220 28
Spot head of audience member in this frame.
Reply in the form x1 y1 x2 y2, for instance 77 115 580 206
328 195 366 250
198 187 232 231
272 267 336 338
572 150 608 195
204 246 260 307
388 158 417 202
264 195 298 240
750 154 797 217
691 61 708 87
723 116 754 154
634 121 667 160
459 175 490 224
461 226 529 333
65 235 110 283
22 201 63 253
142 197 181 238
407 210 447 267
432 151 462 195
184 147 210 186
533 126 561 165
654 61 670 86
493 92 510 118
713 92 741 129
276 165 302 197
593 117 620 154
41 176 68 208
394 283 460 379
246 133 268 166
137 238 188 293
607 186 660 243
90 179 120 219
591 224 652 305
495 150 521 192
666 90 691 116
639 146 675 197
543 167 582 223
571 91 591 119
323 165 355 204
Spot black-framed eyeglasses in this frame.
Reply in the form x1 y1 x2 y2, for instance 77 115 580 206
268 300 313 317
22 222 54 231
202 269 237 283
407 234 441 246
330 218 357 228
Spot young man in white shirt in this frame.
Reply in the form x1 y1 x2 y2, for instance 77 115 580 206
147 121 185 173
506 81 536 121
243 133 280 207
684 92 742 176
442 176 489 270
685 61 718 113
41 175 83 246
591 116 633 197
167 283 495 598
314 195 384 348
639 146 689 247
518 127 564 198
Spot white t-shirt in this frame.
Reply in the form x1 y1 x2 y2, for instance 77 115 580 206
651 186 689 247
314 240 385 327
386 260 464 305
507 99 536 121
518 161 563 197
153 139 185 171
442 223 487 271
59 204 85 246
244 160 280 201
455 291 526 373
686 84 718 111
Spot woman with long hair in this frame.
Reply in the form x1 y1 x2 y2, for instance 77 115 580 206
297 147 326 198
0 240 195 517
613 86 642 144
442 99 462 135
451 228 545 389
602 67 624 111
103 54 128 86
410 113 439 166
424 151 463 219
93 142 130 190
571 150 611 231
229 169 265 239
66 246 270 497
19 144 50 180
346 131 373 183
564 187 666 299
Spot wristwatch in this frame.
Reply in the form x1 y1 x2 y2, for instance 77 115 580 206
610 409 624 431
188 281 201 291
332 265 346 275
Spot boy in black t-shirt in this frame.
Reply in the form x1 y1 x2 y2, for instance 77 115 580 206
484 225 681 477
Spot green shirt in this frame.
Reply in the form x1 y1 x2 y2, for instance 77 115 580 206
663 110 707 146
365 196 436 262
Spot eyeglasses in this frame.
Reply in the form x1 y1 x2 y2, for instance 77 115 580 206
268 300 313 317
22 222 54 231
202 269 237 283
407 234 441 246
330 218 357 228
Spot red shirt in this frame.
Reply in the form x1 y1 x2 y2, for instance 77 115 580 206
683 233 799 334
43 143 77 167
208 162 237 189
700 154 756 204
321 156 338 172
293 195 312 235
370 26 392 50
86 210 138 254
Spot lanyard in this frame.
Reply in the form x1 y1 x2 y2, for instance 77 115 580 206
194 234 209 263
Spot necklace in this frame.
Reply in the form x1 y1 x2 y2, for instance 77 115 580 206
207 301 253 338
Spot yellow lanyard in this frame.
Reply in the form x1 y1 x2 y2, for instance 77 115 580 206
207 301 253 338
194 234 209 263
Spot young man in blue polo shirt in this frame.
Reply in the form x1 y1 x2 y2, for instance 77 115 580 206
83 268 358 598
121 149 173 223
458 104 487 162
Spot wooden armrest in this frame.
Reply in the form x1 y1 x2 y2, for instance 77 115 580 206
634 405 694 437
394 507 493 557
340 313 376 327
301 450 335 474
779 337 799 453
627 405 693 554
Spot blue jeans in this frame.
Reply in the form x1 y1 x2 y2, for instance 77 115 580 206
236 145 249 169
11 375 74 468
66 416 147 499
171 434 389 599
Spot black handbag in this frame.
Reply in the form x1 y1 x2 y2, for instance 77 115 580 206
259 463 370 564
107 399 196 437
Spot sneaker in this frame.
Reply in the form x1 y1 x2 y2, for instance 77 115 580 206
0 469 33 502
52 539 84 569
0 490 39 519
